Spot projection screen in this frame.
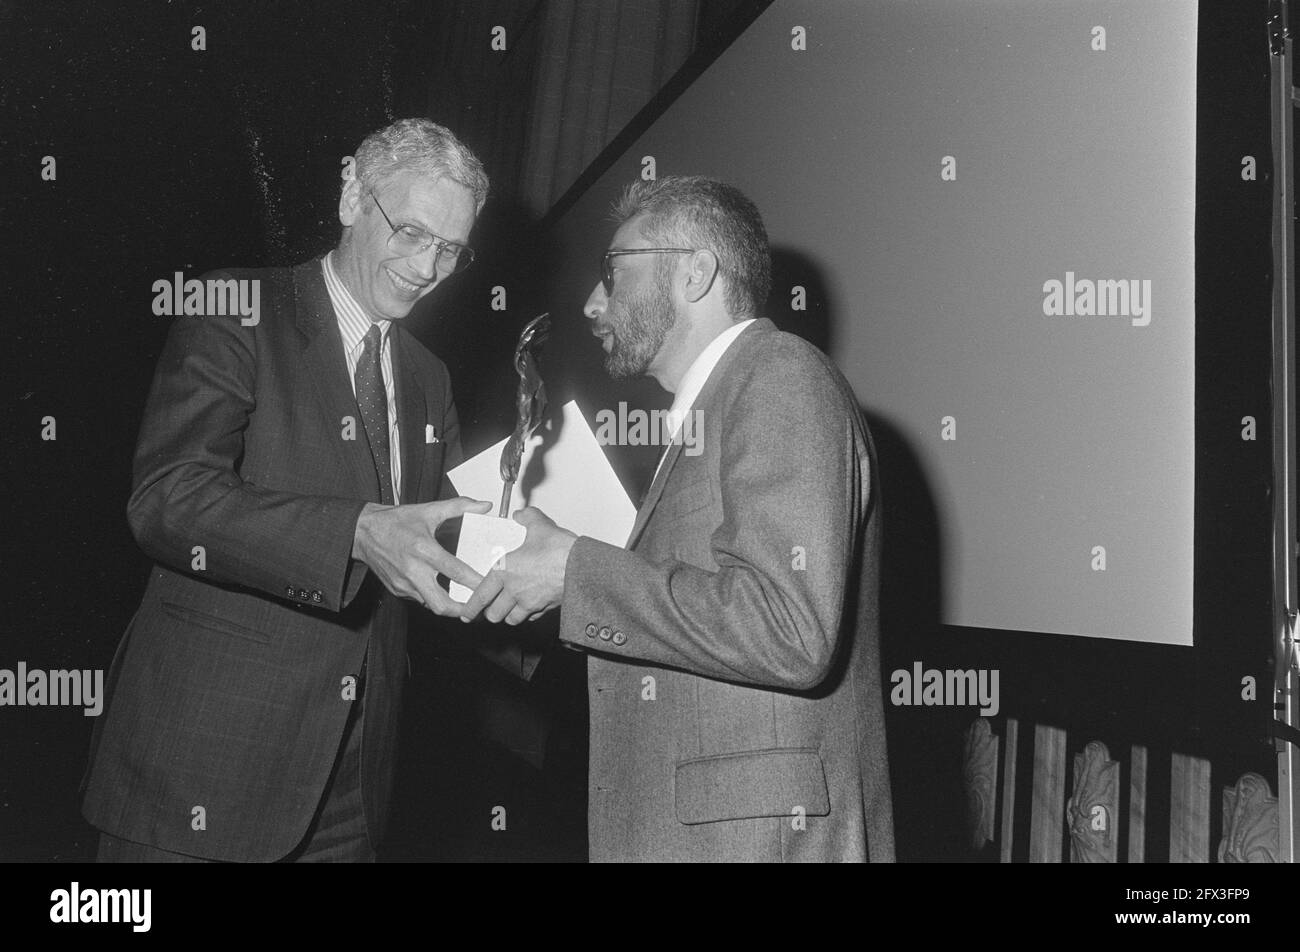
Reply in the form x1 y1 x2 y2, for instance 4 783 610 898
548 0 1198 645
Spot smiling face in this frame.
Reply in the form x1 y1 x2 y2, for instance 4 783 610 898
335 168 477 322
584 216 680 380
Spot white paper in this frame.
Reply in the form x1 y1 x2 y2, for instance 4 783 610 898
448 513 527 603
447 400 637 601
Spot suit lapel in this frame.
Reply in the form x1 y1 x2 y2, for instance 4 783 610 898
293 258 384 504
625 319 774 550
626 439 684 549
389 326 426 504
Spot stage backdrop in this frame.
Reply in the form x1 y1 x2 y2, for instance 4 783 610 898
543 0 1198 645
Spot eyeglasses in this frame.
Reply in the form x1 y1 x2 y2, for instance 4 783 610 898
370 190 475 274
600 248 696 295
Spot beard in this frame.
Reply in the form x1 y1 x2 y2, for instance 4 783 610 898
603 274 677 379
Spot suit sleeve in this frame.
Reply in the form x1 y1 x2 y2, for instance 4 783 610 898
558 355 863 691
127 302 370 613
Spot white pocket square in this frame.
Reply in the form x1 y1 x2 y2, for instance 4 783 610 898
425 424 440 444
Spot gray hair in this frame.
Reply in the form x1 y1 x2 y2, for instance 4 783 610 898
353 118 489 212
611 176 771 317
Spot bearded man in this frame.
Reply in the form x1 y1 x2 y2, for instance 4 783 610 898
463 176 896 863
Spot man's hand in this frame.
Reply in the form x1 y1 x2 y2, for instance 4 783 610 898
461 507 578 626
351 496 493 617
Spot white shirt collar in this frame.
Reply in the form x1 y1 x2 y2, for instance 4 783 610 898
322 251 391 356
664 318 756 439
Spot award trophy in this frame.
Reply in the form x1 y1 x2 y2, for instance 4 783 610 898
450 312 551 602
497 312 551 516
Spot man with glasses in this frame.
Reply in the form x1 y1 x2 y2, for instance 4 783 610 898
83 118 504 862
463 176 896 862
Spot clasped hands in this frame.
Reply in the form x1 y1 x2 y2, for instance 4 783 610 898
351 496 576 623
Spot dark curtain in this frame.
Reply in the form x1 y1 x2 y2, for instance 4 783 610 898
416 0 699 216
521 0 699 215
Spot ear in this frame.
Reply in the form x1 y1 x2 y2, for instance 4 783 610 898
681 249 719 304
339 166 363 227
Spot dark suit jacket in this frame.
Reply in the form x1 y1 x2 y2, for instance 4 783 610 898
82 257 462 861
559 319 895 862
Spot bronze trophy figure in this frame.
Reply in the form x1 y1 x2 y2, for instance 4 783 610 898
499 312 551 516
448 312 552 603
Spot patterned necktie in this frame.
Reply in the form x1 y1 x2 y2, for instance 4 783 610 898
355 324 394 505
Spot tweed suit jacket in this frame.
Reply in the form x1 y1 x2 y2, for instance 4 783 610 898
81 257 462 861
559 318 895 862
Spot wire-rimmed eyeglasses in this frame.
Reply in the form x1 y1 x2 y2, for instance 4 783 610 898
370 189 474 274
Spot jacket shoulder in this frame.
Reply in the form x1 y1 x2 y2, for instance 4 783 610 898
732 323 860 413
189 265 296 327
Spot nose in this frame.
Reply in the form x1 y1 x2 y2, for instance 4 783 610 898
407 245 440 283
583 282 607 321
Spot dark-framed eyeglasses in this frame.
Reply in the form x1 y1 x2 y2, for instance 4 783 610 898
370 189 474 274
600 248 696 295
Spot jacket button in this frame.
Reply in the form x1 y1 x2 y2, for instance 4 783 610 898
285 586 295 598
311 591 323 603
585 623 597 638
299 589 312 601
598 626 612 641
612 630 626 646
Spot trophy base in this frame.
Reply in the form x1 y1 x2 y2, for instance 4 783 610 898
449 512 527 603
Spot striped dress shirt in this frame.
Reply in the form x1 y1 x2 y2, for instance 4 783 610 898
321 252 401 503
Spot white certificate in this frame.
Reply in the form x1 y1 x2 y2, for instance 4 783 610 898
447 399 637 601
